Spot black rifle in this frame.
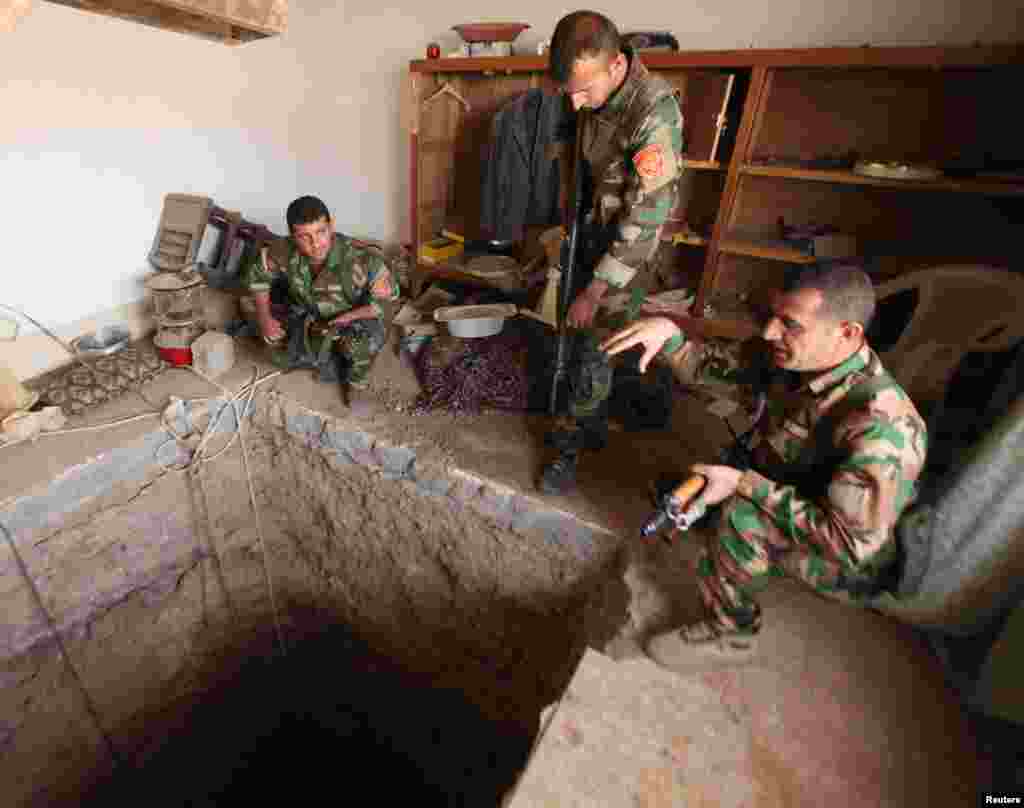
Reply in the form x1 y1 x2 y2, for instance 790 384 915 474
548 111 588 416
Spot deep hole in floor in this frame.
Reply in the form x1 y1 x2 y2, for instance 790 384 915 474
82 622 536 806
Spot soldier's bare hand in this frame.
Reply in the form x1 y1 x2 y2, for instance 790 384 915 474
567 294 599 329
689 463 743 506
641 299 700 332
600 317 681 373
260 317 285 343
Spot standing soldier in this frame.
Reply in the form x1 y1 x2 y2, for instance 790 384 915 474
601 263 929 671
244 195 400 390
539 10 686 495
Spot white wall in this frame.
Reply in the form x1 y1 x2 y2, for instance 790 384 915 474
1 0 1020 377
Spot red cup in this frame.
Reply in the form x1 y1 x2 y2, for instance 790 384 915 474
427 42 440 59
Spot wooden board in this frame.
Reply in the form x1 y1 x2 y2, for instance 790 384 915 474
719 235 816 264
679 71 736 163
45 0 285 41
741 164 1024 197
697 66 771 311
410 44 1024 73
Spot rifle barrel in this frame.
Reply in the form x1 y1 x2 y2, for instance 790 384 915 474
548 112 587 416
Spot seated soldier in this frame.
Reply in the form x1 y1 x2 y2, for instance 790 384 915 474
244 195 399 389
602 263 928 672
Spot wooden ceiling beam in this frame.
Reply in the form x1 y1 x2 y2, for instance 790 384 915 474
39 0 285 43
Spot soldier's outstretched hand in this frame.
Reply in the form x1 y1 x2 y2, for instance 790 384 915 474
600 316 681 373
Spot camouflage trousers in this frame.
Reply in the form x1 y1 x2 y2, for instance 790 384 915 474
312 318 386 385
691 494 899 634
567 293 644 420
567 329 614 419
272 318 386 386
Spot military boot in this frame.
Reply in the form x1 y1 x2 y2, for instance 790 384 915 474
645 609 761 674
543 415 608 452
539 449 580 495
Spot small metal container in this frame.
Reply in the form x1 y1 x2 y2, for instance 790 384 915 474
434 303 517 338
71 325 131 357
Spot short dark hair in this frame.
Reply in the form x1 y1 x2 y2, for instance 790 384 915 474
783 260 876 330
286 196 330 232
549 11 621 84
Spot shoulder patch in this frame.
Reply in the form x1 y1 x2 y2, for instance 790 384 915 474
633 143 666 180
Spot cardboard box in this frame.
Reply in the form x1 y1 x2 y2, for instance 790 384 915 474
418 236 464 265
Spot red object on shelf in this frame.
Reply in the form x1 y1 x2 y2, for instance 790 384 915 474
427 42 440 58
452 22 529 42
157 345 193 366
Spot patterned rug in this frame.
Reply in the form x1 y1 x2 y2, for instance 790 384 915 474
27 339 168 416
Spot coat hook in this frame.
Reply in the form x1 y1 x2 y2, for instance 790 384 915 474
422 81 472 112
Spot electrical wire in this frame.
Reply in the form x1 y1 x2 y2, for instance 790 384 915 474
176 365 287 656
2 363 289 662
0 303 77 358
1 304 293 734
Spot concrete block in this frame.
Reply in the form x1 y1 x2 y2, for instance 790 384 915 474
514 511 597 560
323 430 375 465
286 414 324 446
374 446 416 479
415 478 453 497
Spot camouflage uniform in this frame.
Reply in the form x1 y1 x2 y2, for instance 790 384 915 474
566 48 685 420
244 234 399 385
661 336 928 633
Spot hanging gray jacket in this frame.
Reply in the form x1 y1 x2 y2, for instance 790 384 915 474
480 89 569 243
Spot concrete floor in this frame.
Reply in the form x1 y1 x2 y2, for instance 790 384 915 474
4 335 984 805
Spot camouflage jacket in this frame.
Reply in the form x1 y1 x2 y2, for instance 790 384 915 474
243 234 399 320
663 338 928 569
580 49 684 290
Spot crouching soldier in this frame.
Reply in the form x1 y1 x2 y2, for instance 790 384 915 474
602 262 928 672
244 195 399 389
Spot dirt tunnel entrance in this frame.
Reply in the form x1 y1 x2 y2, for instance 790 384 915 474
82 624 536 805
1 394 629 806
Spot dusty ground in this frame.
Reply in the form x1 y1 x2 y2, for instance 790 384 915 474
1 341 639 805
1 331 995 806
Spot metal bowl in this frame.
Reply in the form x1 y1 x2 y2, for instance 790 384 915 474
72 325 131 357
434 304 517 338
452 23 530 43
852 160 942 181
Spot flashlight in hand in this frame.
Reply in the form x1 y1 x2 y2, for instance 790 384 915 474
639 474 707 539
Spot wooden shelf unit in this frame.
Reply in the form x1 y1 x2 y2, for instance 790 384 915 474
408 44 1024 312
